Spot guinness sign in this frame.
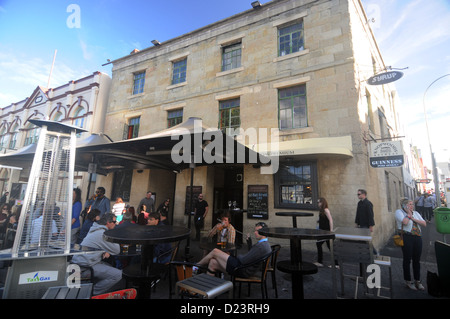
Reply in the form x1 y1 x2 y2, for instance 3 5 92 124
370 141 404 168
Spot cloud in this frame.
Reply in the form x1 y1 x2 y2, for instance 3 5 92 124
0 49 89 107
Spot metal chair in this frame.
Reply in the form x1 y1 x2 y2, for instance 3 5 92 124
333 239 374 298
231 252 272 299
267 244 281 298
374 255 393 299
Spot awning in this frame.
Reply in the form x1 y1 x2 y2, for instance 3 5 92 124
252 135 353 160
0 117 270 175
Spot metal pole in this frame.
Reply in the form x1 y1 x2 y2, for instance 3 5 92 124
423 74 450 201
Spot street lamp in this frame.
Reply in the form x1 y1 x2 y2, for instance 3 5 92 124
422 74 450 201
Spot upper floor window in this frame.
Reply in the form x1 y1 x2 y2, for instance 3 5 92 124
222 42 242 71
219 98 240 133
172 59 187 85
133 71 146 95
168 109 183 128
278 22 304 56
9 124 19 150
278 85 307 130
0 128 7 151
24 125 40 146
73 107 86 129
123 117 140 140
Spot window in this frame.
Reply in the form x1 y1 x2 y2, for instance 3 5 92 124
278 22 304 56
274 162 318 209
123 117 140 140
222 43 241 71
24 125 40 146
172 59 187 85
219 98 240 133
133 71 146 95
73 107 86 129
9 124 19 149
0 128 6 151
278 85 307 129
168 109 183 128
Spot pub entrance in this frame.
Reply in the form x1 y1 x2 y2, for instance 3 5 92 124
213 165 244 245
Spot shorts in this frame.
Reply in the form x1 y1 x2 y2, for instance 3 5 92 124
226 255 242 275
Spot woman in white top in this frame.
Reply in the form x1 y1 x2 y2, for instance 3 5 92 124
111 197 126 223
395 198 427 291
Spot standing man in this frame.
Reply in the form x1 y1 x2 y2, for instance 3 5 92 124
355 188 377 256
0 191 9 206
194 193 209 241
414 193 425 218
139 191 155 213
90 187 110 217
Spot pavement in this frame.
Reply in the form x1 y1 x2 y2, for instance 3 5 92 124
149 220 449 301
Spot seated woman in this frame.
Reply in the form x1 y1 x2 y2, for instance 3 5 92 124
197 222 270 277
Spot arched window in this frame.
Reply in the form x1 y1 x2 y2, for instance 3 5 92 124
53 111 64 122
0 127 7 151
24 124 40 146
9 124 19 149
73 106 86 129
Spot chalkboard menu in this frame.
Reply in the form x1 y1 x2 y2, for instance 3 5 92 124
185 186 202 215
247 185 268 219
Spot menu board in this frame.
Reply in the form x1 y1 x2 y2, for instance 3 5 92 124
247 185 268 219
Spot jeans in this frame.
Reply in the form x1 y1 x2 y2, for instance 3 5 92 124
401 234 422 281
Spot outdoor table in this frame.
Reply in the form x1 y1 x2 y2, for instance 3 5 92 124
258 227 336 299
334 226 372 241
104 223 190 298
199 237 237 255
275 212 314 228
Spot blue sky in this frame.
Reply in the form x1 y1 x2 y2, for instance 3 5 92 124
0 0 449 166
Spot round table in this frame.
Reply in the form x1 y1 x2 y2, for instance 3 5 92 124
258 227 335 299
275 212 314 228
104 223 190 298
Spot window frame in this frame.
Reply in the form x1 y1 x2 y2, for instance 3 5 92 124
172 58 187 85
278 22 304 57
221 42 242 72
278 84 308 130
132 71 146 95
167 109 183 128
274 161 318 210
123 117 140 140
218 98 241 134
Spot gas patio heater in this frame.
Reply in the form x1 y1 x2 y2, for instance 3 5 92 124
2 120 84 299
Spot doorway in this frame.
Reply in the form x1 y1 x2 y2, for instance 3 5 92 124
213 165 243 244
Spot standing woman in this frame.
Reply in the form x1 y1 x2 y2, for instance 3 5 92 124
395 198 427 290
71 188 82 245
111 197 126 223
314 197 334 267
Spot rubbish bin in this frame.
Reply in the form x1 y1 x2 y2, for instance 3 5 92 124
434 207 450 234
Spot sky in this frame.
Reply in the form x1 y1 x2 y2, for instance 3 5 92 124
0 0 449 168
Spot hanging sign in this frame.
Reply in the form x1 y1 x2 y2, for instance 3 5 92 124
370 141 404 168
368 71 403 85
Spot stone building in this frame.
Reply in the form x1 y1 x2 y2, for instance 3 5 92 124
101 0 406 249
0 72 111 203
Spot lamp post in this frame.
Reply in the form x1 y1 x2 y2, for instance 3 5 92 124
423 74 450 202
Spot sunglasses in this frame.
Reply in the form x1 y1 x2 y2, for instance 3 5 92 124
255 222 267 228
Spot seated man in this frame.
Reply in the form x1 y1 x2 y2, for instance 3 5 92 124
147 212 172 264
71 213 123 295
197 222 271 277
207 212 236 244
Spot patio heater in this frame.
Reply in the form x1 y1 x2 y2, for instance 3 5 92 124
2 120 83 299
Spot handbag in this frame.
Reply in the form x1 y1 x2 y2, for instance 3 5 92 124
393 223 404 247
